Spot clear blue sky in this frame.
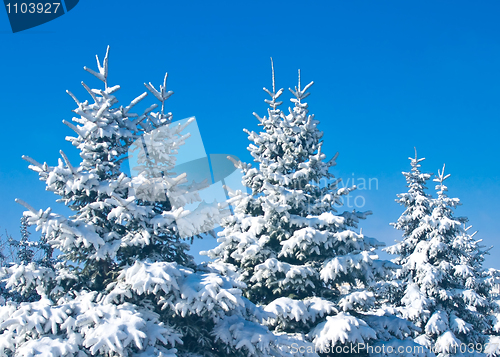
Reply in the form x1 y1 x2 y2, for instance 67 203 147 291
1 1 499 267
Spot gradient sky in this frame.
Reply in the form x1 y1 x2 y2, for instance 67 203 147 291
1 1 499 267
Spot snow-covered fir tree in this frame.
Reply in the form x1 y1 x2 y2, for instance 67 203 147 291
487 268 500 356
386 161 499 356
0 48 303 357
204 64 424 356
382 151 433 309
0 217 54 305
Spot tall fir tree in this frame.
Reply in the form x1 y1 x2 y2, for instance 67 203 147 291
204 64 422 356
0 49 300 357
387 161 498 356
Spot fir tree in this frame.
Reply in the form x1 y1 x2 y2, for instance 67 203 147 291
204 63 422 356
388 150 433 261
387 161 498 356
0 49 297 357
16 216 35 265
383 151 433 314
486 268 500 356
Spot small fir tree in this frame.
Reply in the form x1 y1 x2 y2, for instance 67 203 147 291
383 151 434 314
387 162 498 356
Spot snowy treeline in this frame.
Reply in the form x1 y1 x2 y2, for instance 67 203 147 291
0 49 302 357
0 50 499 356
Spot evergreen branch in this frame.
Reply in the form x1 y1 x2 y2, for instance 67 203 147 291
106 84 120 94
125 92 148 114
94 100 110 119
81 81 98 103
145 82 163 102
252 112 264 123
66 90 80 105
103 45 110 88
327 152 339 167
15 199 37 214
271 57 276 94
62 119 85 138
22 155 44 170
59 150 76 175
83 66 105 82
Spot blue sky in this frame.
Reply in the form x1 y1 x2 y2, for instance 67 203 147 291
1 1 499 267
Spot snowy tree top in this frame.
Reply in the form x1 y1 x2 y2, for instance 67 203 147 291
263 58 284 111
289 69 314 108
433 164 451 199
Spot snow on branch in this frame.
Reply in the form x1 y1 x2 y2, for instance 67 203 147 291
84 46 110 89
22 155 45 171
81 81 98 103
59 150 75 175
15 198 37 214
124 92 148 116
